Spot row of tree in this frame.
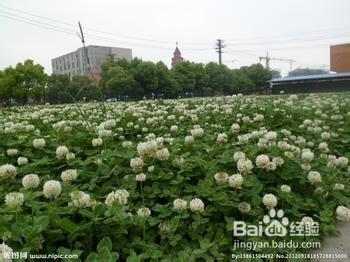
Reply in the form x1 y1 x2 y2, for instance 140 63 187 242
0 58 275 105
100 58 273 99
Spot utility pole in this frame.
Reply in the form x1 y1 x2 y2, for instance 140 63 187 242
77 21 95 82
215 39 225 65
259 52 270 69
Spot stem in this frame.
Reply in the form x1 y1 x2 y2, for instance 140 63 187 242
171 215 181 237
140 182 145 205
143 220 146 242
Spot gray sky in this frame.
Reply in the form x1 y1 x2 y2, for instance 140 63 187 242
1 0 350 76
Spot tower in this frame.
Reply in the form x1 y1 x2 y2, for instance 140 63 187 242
171 42 184 68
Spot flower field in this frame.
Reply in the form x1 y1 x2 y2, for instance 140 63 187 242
0 93 350 261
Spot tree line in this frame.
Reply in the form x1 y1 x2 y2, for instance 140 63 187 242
0 58 274 105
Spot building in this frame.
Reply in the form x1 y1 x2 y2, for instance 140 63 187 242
269 72 350 94
330 43 350 73
51 45 132 82
171 44 184 68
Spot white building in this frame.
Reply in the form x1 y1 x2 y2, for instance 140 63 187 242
51 45 132 81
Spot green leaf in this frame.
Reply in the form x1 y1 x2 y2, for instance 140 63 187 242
32 216 49 235
57 218 79 233
98 247 114 262
97 237 113 253
199 239 213 251
86 253 99 262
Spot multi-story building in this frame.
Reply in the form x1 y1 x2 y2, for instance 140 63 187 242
51 45 132 82
330 43 350 73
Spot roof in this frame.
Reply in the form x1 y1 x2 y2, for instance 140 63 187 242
330 42 350 48
270 72 350 84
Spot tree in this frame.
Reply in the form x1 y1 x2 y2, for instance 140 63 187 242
134 61 158 96
155 62 172 97
103 65 137 99
46 74 71 103
288 68 329 77
192 63 209 96
231 69 255 94
172 61 198 96
240 63 272 91
205 62 233 95
271 70 282 79
70 75 98 101
0 60 47 104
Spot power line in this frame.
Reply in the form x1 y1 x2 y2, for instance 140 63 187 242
225 25 350 41
0 4 213 47
0 9 216 52
0 13 77 36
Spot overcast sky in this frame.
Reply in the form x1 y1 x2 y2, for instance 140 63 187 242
1 0 350 76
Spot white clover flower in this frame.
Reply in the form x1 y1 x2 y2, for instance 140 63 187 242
0 243 13 261
280 185 291 193
43 180 62 199
22 174 40 189
92 138 103 147
214 172 229 184
265 131 277 141
216 133 228 144
173 198 187 210
172 157 185 167
318 142 329 152
56 146 69 159
33 138 46 149
334 183 345 190
191 127 204 137
272 157 284 167
156 148 170 161
233 151 246 162
238 202 251 214
335 157 348 168
321 132 331 140
190 198 205 213
336 206 350 221
105 189 129 207
262 194 277 209
301 163 312 171
61 169 78 183
7 148 18 156
237 159 253 175
66 152 75 160
238 135 249 144
122 141 133 148
130 157 144 170
70 191 91 208
231 123 240 133
5 192 24 208
307 171 322 185
256 154 270 168
135 173 146 182
301 150 314 162
0 164 16 179
228 174 243 189
185 135 195 144
170 125 179 132
137 207 151 217
148 165 155 172
17 157 28 166
137 140 158 156
301 216 314 229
